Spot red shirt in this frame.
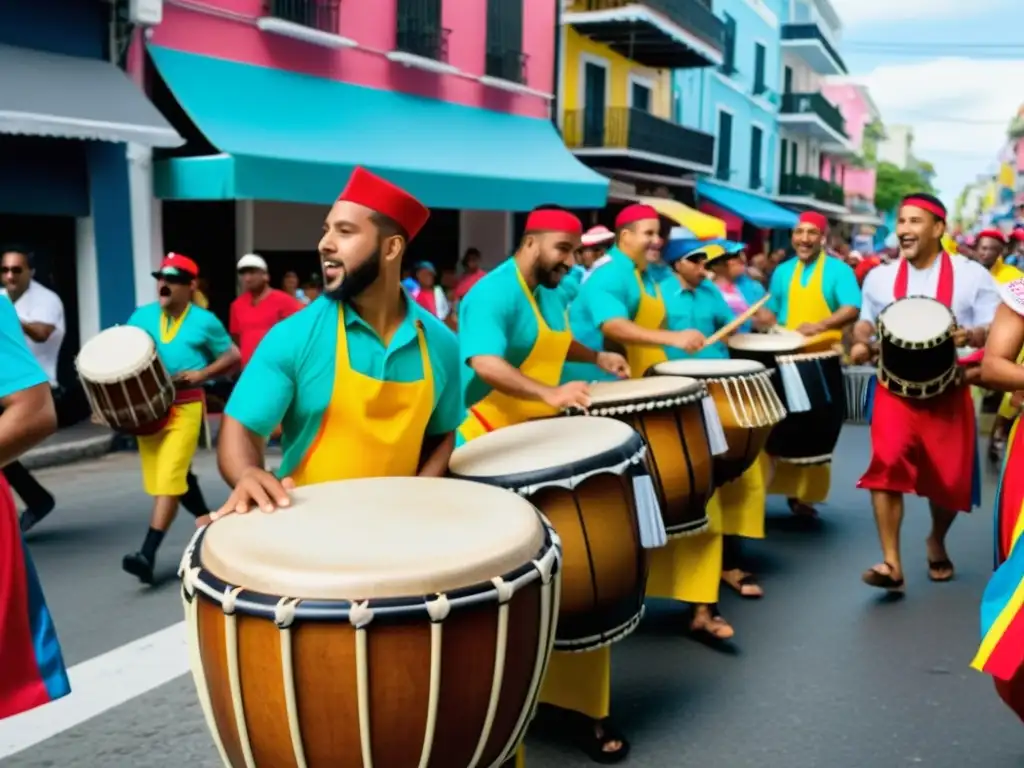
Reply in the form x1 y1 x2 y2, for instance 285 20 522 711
453 269 486 301
230 288 303 367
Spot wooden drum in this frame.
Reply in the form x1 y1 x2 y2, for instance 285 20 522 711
76 325 174 433
180 477 561 768
449 417 647 652
651 358 787 486
581 377 713 538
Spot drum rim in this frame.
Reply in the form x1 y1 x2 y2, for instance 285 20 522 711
571 379 708 415
180 517 561 622
450 427 646 493
727 332 806 353
650 359 766 377
76 325 161 383
877 296 955 350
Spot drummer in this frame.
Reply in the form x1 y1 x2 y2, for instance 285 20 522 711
214 166 461 506
851 193 1000 590
457 205 631 762
122 254 239 585
765 211 861 517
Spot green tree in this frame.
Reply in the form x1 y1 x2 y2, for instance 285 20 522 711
862 120 885 165
874 161 936 212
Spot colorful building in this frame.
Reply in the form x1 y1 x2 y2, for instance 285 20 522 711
0 0 181 375
821 79 883 227
141 0 608 293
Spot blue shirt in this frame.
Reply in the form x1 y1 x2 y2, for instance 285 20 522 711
127 302 233 376
766 254 862 324
557 265 585 304
662 278 734 360
0 297 47 399
459 258 570 407
226 294 461 478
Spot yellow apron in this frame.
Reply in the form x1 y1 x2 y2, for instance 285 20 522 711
770 254 835 503
646 492 723 605
458 268 572 441
290 313 434 486
624 270 668 378
713 458 767 540
992 258 1024 285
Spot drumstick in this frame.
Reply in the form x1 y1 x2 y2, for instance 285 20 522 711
704 294 771 348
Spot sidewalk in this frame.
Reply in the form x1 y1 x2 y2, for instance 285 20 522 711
21 422 115 470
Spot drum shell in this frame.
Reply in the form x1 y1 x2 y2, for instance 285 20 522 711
527 474 647 650
878 335 957 399
766 355 846 462
186 575 551 768
80 353 174 432
703 379 772 485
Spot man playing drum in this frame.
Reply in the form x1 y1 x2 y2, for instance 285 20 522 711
765 211 861 517
456 206 630 762
213 166 461 505
122 254 239 584
852 193 1000 591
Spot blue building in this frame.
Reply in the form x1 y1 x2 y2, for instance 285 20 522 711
0 1 180 386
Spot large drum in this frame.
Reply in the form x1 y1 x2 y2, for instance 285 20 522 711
651 358 786 485
180 477 560 768
449 417 647 652
76 325 174 433
578 377 715 537
728 333 846 465
877 296 958 399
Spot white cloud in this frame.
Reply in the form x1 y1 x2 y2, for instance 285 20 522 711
829 0 1004 27
860 57 1024 198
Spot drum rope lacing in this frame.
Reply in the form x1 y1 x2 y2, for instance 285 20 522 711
583 386 708 417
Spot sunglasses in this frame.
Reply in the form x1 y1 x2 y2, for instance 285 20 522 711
1 266 24 275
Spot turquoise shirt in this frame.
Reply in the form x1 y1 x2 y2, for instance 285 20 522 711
0 297 47 398
662 278 734 360
127 302 233 376
459 258 570 408
226 294 461 478
557 265 584 304
766 254 862 324
563 247 662 383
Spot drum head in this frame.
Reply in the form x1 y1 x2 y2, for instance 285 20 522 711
879 297 954 343
587 376 704 409
449 416 643 490
728 331 805 353
76 325 155 382
652 358 765 378
199 477 545 601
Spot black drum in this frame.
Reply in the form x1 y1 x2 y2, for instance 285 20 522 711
876 297 958 399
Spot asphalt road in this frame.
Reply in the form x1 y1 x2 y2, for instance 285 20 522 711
2 425 1021 767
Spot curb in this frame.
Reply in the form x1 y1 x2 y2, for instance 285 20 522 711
21 433 116 470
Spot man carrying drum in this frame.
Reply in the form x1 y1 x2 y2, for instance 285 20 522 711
456 205 630 763
213 166 461 507
765 211 861 517
852 193 1000 591
122 254 239 585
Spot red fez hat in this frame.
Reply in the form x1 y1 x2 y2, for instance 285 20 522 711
524 209 583 235
1013 229 1024 242
338 166 430 241
615 204 659 229
901 194 946 221
152 252 199 279
977 228 1007 244
797 211 828 232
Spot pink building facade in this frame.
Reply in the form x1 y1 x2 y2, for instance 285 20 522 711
821 81 880 216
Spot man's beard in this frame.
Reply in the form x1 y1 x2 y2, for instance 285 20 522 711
325 250 381 303
535 263 568 289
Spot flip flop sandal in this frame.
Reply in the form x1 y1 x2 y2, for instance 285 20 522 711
862 562 905 592
928 558 955 582
724 573 764 599
690 613 735 641
575 718 631 764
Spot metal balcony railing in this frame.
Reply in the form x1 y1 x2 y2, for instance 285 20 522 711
266 0 340 33
781 92 848 137
780 173 845 205
781 23 847 73
578 0 725 50
396 0 451 62
485 48 528 84
564 107 715 168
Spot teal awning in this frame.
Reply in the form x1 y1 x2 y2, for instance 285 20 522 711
149 46 609 211
697 179 799 229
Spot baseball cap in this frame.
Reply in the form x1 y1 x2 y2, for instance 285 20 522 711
237 253 268 272
152 253 199 280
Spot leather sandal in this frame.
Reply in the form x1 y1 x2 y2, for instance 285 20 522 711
862 562 904 592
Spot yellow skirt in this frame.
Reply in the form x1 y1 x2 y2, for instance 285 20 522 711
137 402 203 497
537 645 611 720
999 392 1020 421
764 454 831 504
510 745 526 767
646 498 722 605
714 459 766 540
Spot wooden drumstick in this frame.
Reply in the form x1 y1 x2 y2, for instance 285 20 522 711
703 294 772 348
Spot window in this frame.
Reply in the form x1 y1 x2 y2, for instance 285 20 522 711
779 139 788 186
630 79 652 112
485 0 525 82
753 43 766 95
720 14 736 75
716 111 733 181
750 126 763 189
790 142 798 174
783 65 793 94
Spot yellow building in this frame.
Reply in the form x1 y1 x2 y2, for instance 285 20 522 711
559 0 726 190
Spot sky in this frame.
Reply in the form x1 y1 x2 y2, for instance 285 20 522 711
830 0 1023 207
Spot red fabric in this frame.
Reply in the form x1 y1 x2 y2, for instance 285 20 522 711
854 256 881 285
798 211 828 231
977 229 1007 244
337 166 430 241
525 209 582 235
903 196 947 220
230 288 303 368
894 251 953 303
995 671 1024 723
453 270 486 301
415 287 437 316
0 474 50 718
615 204 659 229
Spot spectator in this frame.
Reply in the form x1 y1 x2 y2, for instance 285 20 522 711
453 247 487 302
411 261 450 320
230 254 304 369
282 270 306 304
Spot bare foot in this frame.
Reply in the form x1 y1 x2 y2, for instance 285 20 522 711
690 605 735 640
861 561 905 592
722 568 764 599
926 537 955 582
787 498 818 518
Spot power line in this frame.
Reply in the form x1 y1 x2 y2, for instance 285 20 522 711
845 41 1024 49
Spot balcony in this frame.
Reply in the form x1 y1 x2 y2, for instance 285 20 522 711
391 0 457 73
779 174 845 206
779 92 850 147
486 48 528 85
258 0 352 47
563 107 715 174
781 22 847 75
565 0 725 69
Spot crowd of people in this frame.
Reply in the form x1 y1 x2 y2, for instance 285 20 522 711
0 170 1021 762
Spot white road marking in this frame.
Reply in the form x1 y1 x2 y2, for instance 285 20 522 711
0 621 189 758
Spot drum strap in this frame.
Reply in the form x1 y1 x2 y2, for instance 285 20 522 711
894 251 953 307
468 406 496 433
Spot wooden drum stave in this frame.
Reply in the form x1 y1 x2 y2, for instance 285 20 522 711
180 477 561 768
450 417 647 652
876 296 959 399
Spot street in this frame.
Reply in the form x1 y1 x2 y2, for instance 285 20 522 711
1 425 1021 767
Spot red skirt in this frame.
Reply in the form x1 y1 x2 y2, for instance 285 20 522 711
857 383 975 512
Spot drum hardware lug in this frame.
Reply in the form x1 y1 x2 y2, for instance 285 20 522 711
348 600 374 628
221 586 242 616
491 576 514 605
274 597 300 629
424 593 451 623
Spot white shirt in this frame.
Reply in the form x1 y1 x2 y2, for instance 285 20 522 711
2 281 65 386
582 254 612 284
860 254 1001 330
